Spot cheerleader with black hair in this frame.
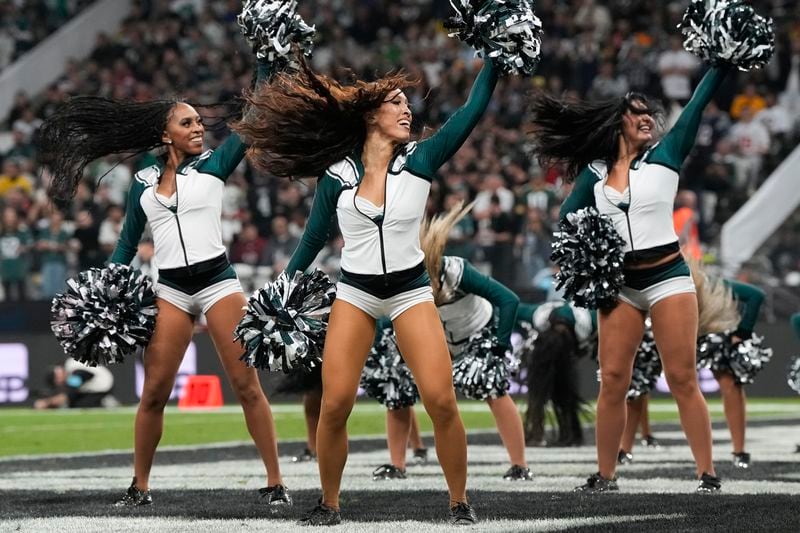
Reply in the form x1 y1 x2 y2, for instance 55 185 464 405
37 57 292 508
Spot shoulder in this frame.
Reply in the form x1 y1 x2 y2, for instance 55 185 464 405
323 157 359 188
133 165 160 188
185 150 214 172
442 255 465 288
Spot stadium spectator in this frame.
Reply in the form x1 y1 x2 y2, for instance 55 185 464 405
36 208 70 298
0 205 32 301
728 106 770 194
730 82 767 120
658 35 700 103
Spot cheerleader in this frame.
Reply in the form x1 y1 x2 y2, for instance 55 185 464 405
235 55 499 524
529 54 730 494
38 57 290 507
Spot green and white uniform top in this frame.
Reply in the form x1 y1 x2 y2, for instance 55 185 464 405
111 63 270 272
287 62 498 297
516 301 597 351
559 66 729 257
436 256 519 355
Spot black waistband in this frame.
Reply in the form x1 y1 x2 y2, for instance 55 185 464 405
340 262 429 299
624 241 680 266
623 253 688 290
159 254 230 284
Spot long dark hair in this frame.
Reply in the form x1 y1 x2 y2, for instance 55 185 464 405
527 92 664 181
38 97 180 202
233 61 417 179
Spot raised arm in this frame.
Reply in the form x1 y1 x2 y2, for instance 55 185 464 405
725 280 766 338
653 65 731 169
286 175 341 275
198 60 273 180
110 178 147 265
409 61 499 177
458 260 520 349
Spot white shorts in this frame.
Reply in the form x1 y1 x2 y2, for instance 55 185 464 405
335 282 433 321
157 278 243 316
618 276 696 311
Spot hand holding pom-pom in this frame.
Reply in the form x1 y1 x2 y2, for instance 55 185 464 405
236 270 335 373
51 264 158 366
446 0 543 76
238 0 315 76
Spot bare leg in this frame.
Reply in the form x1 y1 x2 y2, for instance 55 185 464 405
596 301 646 479
386 407 412 469
134 299 194 490
487 395 527 466
652 293 715 477
408 406 425 450
304 388 322 454
394 302 468 506
716 371 746 454
621 396 645 454
206 292 283 486
316 300 376 511
639 395 653 438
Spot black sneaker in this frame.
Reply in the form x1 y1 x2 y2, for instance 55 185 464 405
503 464 533 481
293 448 316 463
258 484 293 509
449 502 477 525
732 452 751 469
617 450 633 465
297 502 342 526
113 477 152 507
372 464 407 480
411 447 429 465
696 472 722 493
642 434 661 448
574 472 619 493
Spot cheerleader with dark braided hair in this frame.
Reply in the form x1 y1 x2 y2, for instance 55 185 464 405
37 56 292 508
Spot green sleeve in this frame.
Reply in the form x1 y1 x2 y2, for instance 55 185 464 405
724 280 765 337
514 302 540 329
408 61 498 178
286 175 341 274
110 179 147 265
650 66 730 170
559 167 598 220
458 260 519 348
791 313 800 341
198 60 272 181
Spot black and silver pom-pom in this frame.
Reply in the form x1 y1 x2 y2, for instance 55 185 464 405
360 328 419 410
679 0 774 71
445 0 543 76
238 0 315 73
551 207 626 310
697 331 772 385
627 320 662 399
452 328 511 400
236 270 335 373
788 356 800 395
50 264 158 366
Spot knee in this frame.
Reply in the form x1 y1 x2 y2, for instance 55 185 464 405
230 376 264 407
422 390 459 423
139 382 172 413
321 394 355 427
599 368 630 398
664 368 698 397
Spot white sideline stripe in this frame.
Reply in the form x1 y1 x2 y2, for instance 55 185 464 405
0 514 688 533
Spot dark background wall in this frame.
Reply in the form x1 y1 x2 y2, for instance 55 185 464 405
1 303 798 406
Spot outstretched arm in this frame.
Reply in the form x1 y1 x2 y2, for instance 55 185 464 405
458 260 520 349
199 60 273 180
558 167 598 220
410 61 499 177
654 65 731 169
286 175 340 275
725 280 765 338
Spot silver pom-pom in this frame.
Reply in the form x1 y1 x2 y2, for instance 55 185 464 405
551 207 626 310
627 319 662 399
697 331 772 385
445 0 543 76
238 0 315 71
452 328 511 400
679 0 774 71
235 270 335 373
788 356 800 395
50 264 158 366
360 327 419 410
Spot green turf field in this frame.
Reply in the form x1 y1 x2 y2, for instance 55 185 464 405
1 398 798 457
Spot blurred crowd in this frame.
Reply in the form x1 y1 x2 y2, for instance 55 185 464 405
0 0 799 306
0 0 94 71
